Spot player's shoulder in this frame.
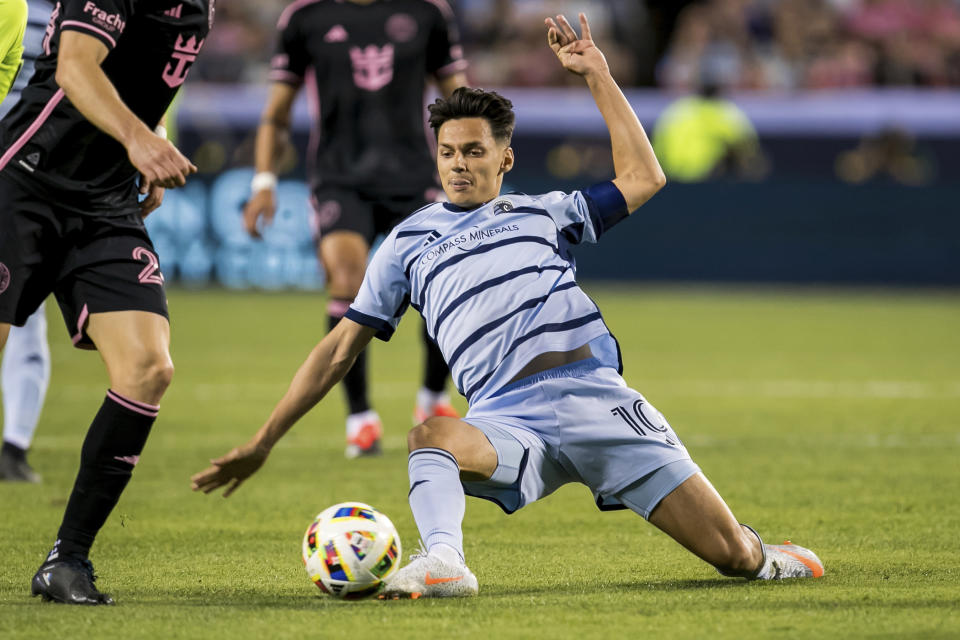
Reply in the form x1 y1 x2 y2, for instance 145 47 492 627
388 202 446 244
276 0 329 30
395 201 447 232
520 190 578 209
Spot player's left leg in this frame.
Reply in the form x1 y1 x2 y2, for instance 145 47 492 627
1 303 51 483
32 310 173 605
552 364 824 581
644 472 824 580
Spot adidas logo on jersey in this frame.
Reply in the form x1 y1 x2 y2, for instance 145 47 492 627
18 151 40 172
163 4 183 19
422 230 441 247
324 24 348 42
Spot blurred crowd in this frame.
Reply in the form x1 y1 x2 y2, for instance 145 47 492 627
193 0 960 89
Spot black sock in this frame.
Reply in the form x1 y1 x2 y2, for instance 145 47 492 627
52 390 157 561
2 441 27 461
422 321 449 393
328 304 369 415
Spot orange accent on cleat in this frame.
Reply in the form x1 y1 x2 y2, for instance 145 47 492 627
410 592 421 600
424 572 464 585
413 403 460 425
431 403 459 418
347 421 382 450
783 540 792 545
777 547 824 578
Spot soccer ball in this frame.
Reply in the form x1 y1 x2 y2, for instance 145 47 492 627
301 502 402 599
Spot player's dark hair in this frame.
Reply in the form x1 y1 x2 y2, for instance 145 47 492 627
428 87 515 143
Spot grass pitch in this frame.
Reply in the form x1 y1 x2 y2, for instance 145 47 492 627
1 285 958 639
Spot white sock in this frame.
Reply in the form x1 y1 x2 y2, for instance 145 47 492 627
429 543 465 567
407 448 465 562
416 388 448 411
2 305 50 450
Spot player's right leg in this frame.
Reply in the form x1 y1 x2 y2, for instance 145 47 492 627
312 190 384 457
379 416 497 598
1 303 51 483
317 228 382 458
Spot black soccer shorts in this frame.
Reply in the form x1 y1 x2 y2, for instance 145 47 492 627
0 174 168 349
309 185 440 246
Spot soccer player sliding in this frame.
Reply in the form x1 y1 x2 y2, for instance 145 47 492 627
193 13 824 598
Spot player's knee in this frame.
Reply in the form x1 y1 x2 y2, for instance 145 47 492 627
407 418 455 453
127 354 174 398
325 262 366 299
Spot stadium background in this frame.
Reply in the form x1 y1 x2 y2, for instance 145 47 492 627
151 0 959 289
2 1 959 637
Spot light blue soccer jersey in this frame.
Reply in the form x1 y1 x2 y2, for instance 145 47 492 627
346 181 630 404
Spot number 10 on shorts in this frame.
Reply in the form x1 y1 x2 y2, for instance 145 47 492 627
610 401 679 447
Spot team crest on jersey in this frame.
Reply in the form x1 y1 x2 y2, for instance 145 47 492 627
386 13 417 43
492 199 514 215
162 35 205 88
350 44 394 91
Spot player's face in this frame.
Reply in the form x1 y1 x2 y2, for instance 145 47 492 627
437 118 514 209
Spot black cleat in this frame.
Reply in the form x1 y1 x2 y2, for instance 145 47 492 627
31 557 115 605
0 450 42 483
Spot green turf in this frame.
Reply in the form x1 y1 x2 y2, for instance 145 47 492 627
2 285 958 639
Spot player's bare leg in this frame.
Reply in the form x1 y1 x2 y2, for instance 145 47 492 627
380 416 492 598
0 322 9 350
318 230 382 457
648 472 824 580
88 311 174 404
32 311 173 605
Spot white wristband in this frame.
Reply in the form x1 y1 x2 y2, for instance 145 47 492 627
251 171 278 193
154 124 167 139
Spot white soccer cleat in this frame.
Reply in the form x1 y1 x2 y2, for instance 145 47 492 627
764 541 824 579
379 550 478 599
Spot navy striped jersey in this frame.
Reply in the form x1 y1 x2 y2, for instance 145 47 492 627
0 0 213 216
346 181 630 404
269 0 466 197
0 0 52 118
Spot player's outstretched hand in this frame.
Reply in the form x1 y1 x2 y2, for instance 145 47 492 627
243 189 277 239
545 13 608 77
128 127 198 190
190 442 270 498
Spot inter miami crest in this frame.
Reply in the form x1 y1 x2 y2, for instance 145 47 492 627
492 199 514 215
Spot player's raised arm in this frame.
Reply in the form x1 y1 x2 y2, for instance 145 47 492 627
545 13 665 212
55 31 196 189
191 319 377 497
244 82 298 238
